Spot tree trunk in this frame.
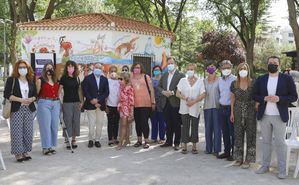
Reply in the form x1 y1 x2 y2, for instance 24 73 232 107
246 40 255 78
287 0 299 65
43 0 56 20
9 0 18 65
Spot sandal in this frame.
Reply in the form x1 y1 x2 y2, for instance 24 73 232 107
43 148 52 155
49 148 56 154
192 149 198 154
143 143 150 149
71 140 78 149
16 155 24 162
133 141 142 147
241 161 250 169
233 160 243 166
181 149 188 154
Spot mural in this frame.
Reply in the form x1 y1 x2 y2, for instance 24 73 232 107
19 30 172 75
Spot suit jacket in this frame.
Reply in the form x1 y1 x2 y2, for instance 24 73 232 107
82 74 109 110
157 70 185 108
3 77 37 112
252 73 298 122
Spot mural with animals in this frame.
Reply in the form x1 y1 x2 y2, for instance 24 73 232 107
19 30 171 70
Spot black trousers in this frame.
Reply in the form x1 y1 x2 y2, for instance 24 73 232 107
107 106 120 141
134 107 151 139
163 100 181 146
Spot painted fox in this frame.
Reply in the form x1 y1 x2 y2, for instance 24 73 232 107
115 37 139 56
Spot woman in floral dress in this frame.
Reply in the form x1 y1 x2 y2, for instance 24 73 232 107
117 72 134 150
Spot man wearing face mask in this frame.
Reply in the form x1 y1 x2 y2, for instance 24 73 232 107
158 57 185 150
218 60 237 160
82 63 109 148
253 56 298 179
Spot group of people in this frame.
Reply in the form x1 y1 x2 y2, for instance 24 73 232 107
4 55 298 179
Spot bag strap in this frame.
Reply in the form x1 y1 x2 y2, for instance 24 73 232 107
10 78 15 96
144 74 151 98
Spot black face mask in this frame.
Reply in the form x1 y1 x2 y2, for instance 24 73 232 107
46 69 54 76
268 64 278 73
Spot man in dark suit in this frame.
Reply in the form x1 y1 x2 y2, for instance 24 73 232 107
253 56 298 179
82 63 109 148
158 57 185 150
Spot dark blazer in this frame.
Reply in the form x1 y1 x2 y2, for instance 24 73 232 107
252 73 298 122
82 74 109 110
3 77 37 113
157 70 185 108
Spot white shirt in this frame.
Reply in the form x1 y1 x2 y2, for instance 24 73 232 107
167 69 176 90
265 75 280 115
18 79 29 99
177 77 205 118
107 79 120 107
94 75 100 89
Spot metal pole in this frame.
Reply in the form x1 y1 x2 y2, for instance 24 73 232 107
3 21 6 81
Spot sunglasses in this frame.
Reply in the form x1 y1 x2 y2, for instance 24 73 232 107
118 78 123 80
18 66 27 69
122 69 128 72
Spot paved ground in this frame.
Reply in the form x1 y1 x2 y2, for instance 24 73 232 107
0 112 298 185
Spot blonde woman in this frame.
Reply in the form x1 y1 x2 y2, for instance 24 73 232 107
230 62 256 168
176 63 205 154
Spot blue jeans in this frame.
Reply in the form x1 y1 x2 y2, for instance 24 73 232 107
204 108 221 153
37 99 60 149
219 106 234 155
150 111 166 140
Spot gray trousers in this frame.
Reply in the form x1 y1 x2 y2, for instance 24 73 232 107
260 115 286 174
181 114 199 143
62 102 81 137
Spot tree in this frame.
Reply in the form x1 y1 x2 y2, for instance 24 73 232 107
287 0 299 62
200 31 245 66
104 0 196 33
206 0 272 73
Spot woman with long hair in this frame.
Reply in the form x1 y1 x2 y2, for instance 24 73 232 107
36 63 60 155
59 60 83 149
230 62 256 168
4 60 37 162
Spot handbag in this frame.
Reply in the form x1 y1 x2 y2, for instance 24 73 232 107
2 78 15 119
144 74 154 116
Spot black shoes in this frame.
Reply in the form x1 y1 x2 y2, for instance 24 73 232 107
217 153 230 159
95 141 101 148
88 140 94 148
160 143 172 147
174 145 180 151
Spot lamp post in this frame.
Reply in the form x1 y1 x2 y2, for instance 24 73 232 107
0 18 13 81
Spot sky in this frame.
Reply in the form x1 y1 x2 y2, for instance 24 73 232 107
268 0 289 27
196 0 290 28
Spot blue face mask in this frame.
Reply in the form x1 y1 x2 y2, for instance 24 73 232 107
93 68 102 77
153 70 161 76
167 64 175 72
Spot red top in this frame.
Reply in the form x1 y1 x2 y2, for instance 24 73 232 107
39 82 59 99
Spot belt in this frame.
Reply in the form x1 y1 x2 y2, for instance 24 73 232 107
220 104 230 108
39 97 60 101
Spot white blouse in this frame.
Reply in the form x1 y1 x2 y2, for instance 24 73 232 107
18 79 29 99
177 77 205 118
107 79 120 107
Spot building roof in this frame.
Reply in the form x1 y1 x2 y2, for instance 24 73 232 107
17 13 175 39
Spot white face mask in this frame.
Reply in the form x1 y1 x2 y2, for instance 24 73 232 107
222 69 231 76
186 70 194 78
110 72 117 78
239 70 248 78
18 68 28 76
